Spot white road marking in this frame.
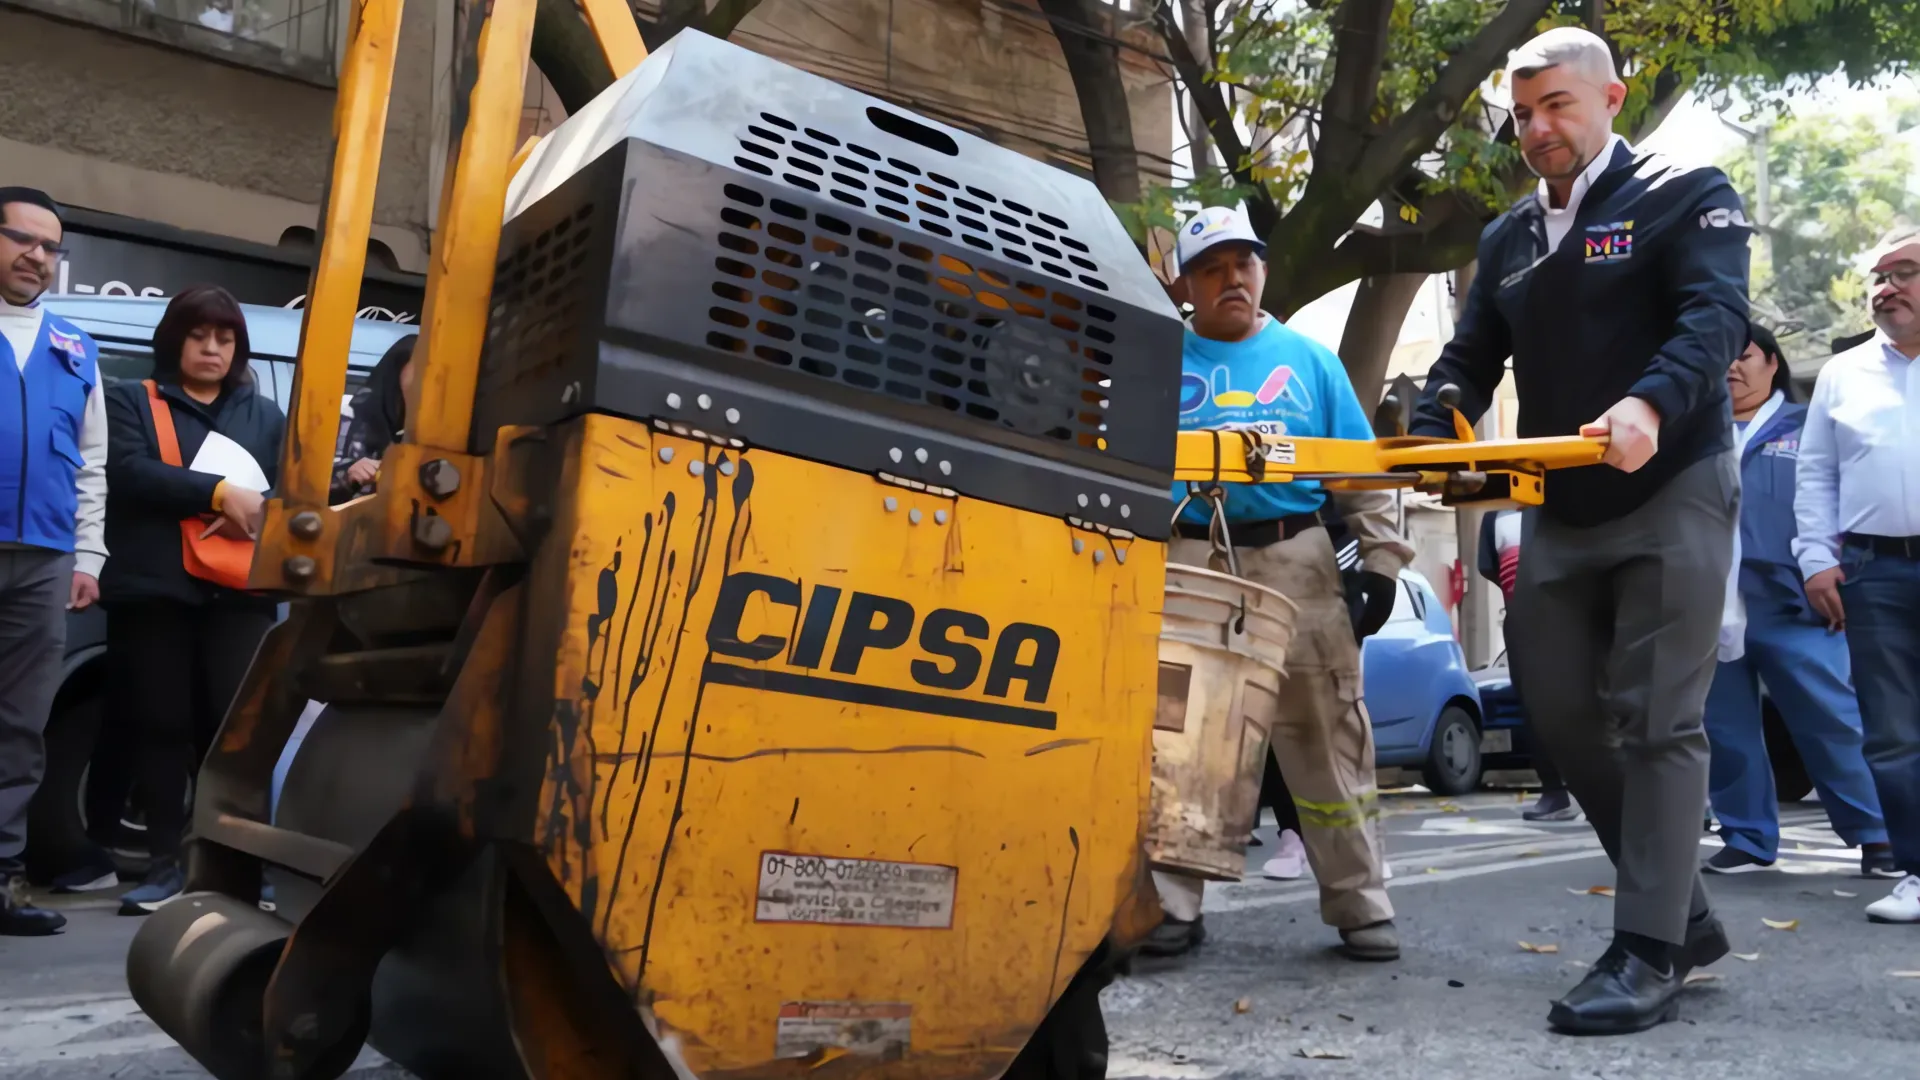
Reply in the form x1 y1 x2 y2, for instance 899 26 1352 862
1207 845 1609 914
1107 1055 1228 1079
0 992 395 1071
0 994 173 1067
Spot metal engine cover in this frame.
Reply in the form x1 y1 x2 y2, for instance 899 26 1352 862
488 29 1182 538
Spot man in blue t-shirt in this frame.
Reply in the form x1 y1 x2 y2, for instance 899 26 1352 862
1145 206 1413 963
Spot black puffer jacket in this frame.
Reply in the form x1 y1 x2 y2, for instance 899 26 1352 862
101 376 285 608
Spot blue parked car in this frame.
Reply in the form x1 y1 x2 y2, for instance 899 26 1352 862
24 295 413 881
1363 569 1485 795
1472 651 1815 802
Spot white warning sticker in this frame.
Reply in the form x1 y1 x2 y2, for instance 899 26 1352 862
754 852 958 929
1262 440 1298 466
775 1001 912 1060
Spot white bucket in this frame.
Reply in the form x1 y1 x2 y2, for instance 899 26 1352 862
1145 564 1299 882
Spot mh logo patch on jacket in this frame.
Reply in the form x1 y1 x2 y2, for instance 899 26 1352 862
1584 220 1634 263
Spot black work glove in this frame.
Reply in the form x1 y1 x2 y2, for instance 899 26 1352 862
1353 571 1398 642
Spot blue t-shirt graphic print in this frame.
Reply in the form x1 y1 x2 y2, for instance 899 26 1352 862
1172 316 1375 526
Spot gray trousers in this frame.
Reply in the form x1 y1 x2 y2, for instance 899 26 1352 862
0 548 71 875
1510 453 1738 944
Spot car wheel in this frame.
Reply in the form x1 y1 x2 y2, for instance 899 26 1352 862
1421 706 1482 797
25 693 104 882
1762 699 1813 803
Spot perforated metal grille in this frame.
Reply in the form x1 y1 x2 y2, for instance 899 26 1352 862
733 111 1111 295
484 201 598 382
706 182 1121 451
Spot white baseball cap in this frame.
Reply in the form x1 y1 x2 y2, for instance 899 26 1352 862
1175 205 1265 275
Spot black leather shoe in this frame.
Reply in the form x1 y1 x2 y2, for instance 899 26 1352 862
1548 943 1682 1035
1138 915 1205 958
0 873 67 936
1681 911 1730 975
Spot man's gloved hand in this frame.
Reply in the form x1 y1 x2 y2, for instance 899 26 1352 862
1355 571 1398 641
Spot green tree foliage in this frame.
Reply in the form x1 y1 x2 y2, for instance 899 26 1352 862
1123 0 1916 319
1725 101 1918 359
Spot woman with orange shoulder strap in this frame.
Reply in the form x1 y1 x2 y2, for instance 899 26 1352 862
94 285 286 916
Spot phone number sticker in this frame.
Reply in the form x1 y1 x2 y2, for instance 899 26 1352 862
755 852 958 929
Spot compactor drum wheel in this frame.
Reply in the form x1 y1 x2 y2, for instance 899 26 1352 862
129 29 1182 1080
126 892 370 1080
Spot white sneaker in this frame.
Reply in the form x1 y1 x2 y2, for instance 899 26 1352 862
1261 829 1309 880
1866 874 1920 924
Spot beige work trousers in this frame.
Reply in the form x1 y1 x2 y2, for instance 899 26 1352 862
1154 528 1393 930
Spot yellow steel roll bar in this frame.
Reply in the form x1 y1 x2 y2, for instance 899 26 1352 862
257 0 1602 599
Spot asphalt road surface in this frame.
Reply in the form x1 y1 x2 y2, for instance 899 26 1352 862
5 790 1915 1079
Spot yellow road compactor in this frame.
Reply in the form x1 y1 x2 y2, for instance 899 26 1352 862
124 5 1604 1078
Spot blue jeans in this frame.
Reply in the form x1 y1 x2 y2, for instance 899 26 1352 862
1842 546 1920 875
1704 603 1886 861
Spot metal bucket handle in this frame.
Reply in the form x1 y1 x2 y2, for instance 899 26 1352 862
1170 429 1269 644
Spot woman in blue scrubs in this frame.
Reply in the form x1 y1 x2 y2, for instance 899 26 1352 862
1703 323 1894 876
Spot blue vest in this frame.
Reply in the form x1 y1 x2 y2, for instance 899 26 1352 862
0 312 99 553
1736 401 1813 618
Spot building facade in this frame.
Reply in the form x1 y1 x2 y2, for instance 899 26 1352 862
2 0 1170 315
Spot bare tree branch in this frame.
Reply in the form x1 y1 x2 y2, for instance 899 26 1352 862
645 0 764 48
1317 0 1396 168
1150 0 1277 231
532 0 766 113
1345 0 1554 201
1039 0 1144 204
532 0 616 114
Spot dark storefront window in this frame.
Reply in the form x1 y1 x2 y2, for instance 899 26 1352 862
16 0 338 85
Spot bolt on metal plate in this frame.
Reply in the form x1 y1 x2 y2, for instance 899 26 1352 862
418 459 461 500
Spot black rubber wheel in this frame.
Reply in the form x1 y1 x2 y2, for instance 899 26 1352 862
1422 705 1483 797
1003 960 1110 1080
1762 699 1813 803
25 693 102 881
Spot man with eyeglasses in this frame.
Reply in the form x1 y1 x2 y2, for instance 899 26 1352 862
0 186 107 935
1795 224 1920 926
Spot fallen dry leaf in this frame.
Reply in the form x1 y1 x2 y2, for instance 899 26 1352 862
1762 918 1800 931
1424 866 1439 874
1683 972 1722 986
1834 890 1859 898
1733 952 1761 962
1234 998 1252 1014
1439 803 1463 813
1519 849 1544 858
1517 941 1560 954
1295 1048 1352 1060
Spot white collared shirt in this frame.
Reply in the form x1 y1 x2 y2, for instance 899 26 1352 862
1539 134 1627 253
1793 334 1920 577
0 296 109 577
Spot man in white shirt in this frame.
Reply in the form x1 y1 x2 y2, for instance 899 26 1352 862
1794 224 1920 925
0 187 108 935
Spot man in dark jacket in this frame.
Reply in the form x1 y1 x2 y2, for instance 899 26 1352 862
1411 27 1748 1033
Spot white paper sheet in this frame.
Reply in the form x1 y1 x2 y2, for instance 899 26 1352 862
189 430 270 493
